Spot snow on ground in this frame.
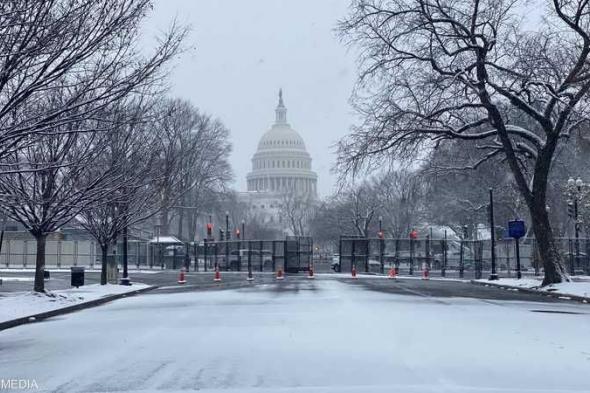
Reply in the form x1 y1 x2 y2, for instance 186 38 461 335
482 278 543 288
544 281 590 298
0 276 34 282
0 268 163 273
315 272 468 283
1 280 589 393
478 277 590 299
0 283 149 323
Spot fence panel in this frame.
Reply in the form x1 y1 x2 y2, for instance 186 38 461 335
338 236 590 278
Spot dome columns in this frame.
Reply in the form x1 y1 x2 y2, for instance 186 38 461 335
247 176 317 194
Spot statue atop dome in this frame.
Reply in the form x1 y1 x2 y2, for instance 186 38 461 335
275 88 287 124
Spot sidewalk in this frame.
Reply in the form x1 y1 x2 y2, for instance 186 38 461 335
0 283 156 331
472 277 590 303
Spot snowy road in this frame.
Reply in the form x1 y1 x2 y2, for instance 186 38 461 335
1 279 589 393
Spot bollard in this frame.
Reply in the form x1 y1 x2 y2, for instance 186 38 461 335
177 267 186 284
387 268 396 279
421 263 429 280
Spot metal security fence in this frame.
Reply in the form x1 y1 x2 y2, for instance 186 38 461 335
0 236 314 272
0 238 154 269
0 239 97 268
195 237 313 273
338 236 590 278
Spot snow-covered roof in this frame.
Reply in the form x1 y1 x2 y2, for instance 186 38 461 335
148 236 182 244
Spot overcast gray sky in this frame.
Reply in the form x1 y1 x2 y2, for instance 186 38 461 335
144 0 358 197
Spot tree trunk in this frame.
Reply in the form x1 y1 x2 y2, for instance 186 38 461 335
530 198 569 285
188 211 196 242
160 209 169 236
177 208 184 240
100 243 108 285
33 233 47 293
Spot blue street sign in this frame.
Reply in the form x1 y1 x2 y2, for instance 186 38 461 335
508 220 526 239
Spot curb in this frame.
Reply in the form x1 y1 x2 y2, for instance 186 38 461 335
470 280 590 304
0 285 158 332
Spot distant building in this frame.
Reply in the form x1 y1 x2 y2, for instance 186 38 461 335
239 90 318 229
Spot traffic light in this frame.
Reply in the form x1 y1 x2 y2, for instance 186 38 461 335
378 231 384 239
235 228 241 239
206 222 213 237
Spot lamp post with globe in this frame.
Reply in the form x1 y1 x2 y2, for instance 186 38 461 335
566 177 584 275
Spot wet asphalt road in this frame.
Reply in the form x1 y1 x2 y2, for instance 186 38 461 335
1 268 586 305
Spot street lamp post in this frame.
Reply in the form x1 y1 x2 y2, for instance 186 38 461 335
120 217 130 285
154 217 161 269
489 188 499 280
120 189 130 285
378 216 384 274
225 211 230 241
225 211 230 271
567 177 583 275
459 225 468 278
242 219 245 241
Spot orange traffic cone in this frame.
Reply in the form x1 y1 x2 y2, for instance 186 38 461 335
351 265 357 279
422 263 429 280
387 267 396 279
307 266 315 279
214 266 221 282
276 268 285 280
177 267 186 284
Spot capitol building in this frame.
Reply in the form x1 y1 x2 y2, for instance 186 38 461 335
239 90 318 228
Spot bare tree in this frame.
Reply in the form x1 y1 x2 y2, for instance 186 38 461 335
174 112 232 241
0 0 185 292
280 192 315 236
338 0 590 284
78 102 161 285
151 99 232 238
0 115 122 292
0 0 185 161
420 140 526 235
374 170 424 238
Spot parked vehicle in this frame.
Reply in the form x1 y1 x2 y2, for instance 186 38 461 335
164 245 185 256
228 249 273 270
331 254 340 272
332 257 381 273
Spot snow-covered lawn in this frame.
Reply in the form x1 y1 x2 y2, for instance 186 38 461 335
0 283 150 324
0 276 34 282
477 277 590 299
1 280 588 393
0 268 163 274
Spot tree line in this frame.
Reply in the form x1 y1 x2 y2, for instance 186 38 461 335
334 0 590 285
0 1 232 292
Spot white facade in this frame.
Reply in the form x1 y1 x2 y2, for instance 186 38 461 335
240 90 318 226
246 90 318 196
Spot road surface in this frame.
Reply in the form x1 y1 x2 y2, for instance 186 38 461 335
1 277 589 393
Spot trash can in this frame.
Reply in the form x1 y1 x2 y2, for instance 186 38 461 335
71 266 85 288
43 270 50 280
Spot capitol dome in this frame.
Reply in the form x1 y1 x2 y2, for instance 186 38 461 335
246 90 318 196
